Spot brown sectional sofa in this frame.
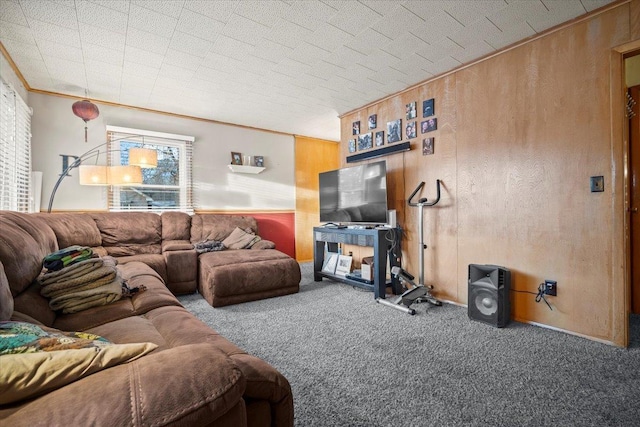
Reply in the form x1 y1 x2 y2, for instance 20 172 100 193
0 210 300 426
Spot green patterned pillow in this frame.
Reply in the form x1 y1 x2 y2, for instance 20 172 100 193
0 321 157 405
0 321 111 354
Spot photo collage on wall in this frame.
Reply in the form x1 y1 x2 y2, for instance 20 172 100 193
421 97 436 156
347 97 437 156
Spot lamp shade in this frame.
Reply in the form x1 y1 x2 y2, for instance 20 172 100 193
108 166 143 185
128 148 158 168
79 165 108 185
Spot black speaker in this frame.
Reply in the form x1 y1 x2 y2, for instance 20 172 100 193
468 264 511 327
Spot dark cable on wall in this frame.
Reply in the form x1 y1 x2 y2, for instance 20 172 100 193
511 284 553 311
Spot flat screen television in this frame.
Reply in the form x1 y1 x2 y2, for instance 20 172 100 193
319 160 388 225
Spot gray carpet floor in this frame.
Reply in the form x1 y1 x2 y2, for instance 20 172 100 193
179 263 640 427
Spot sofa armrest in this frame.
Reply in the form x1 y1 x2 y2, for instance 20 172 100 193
231 353 293 427
162 239 194 251
251 239 276 250
162 246 197 294
0 344 247 427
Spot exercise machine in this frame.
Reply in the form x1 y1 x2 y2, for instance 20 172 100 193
376 180 443 315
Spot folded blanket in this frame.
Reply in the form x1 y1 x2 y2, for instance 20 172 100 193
194 240 226 254
39 258 119 298
40 268 117 299
39 258 108 286
49 277 123 314
43 245 93 272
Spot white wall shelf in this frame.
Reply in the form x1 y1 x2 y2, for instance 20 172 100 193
228 164 266 174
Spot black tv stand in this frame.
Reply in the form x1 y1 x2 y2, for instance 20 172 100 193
313 226 402 299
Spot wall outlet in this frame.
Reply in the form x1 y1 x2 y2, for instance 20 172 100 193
544 280 557 296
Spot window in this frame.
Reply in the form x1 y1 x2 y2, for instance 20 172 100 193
0 78 32 212
106 126 194 213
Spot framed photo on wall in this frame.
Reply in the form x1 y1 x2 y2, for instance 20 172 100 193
421 118 437 133
423 98 434 117
406 102 416 120
375 131 384 146
352 121 360 135
358 133 372 150
348 139 356 153
387 119 402 143
254 156 264 167
422 137 434 155
368 114 377 129
406 121 416 139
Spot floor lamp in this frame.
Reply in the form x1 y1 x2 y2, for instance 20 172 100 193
47 143 158 213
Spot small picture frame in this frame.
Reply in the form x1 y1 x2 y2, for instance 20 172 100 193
375 131 384 147
423 98 434 117
368 114 377 129
406 102 416 120
422 137 434 155
335 255 353 276
322 253 339 274
348 139 356 153
406 121 416 139
387 119 402 143
352 121 360 135
231 152 242 165
421 118 437 133
358 132 372 151
254 156 264 167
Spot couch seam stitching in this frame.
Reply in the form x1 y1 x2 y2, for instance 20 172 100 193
151 367 243 427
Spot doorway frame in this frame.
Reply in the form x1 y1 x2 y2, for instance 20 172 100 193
613 39 640 347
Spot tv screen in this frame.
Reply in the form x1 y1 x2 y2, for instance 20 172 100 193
319 160 388 224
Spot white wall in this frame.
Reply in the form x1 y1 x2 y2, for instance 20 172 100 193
29 93 295 212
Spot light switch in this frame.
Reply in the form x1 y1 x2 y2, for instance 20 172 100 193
590 176 604 192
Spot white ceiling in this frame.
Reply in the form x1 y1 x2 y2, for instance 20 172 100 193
0 0 616 141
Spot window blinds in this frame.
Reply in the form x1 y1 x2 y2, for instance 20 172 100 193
0 79 32 212
106 126 194 213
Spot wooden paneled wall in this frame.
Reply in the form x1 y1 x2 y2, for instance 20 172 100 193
339 1 638 346
294 136 339 262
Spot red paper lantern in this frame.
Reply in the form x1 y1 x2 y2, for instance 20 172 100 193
72 99 100 142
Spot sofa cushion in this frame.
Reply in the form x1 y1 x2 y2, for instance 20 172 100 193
90 212 161 256
33 213 102 248
161 211 192 241
51 261 181 332
0 212 58 296
114 254 168 284
191 214 258 243
222 227 261 249
0 325 156 404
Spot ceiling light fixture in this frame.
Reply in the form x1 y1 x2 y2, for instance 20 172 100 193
72 97 100 142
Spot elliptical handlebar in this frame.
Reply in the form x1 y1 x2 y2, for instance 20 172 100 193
408 180 441 207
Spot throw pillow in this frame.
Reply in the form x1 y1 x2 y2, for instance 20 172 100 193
0 321 157 405
222 227 262 249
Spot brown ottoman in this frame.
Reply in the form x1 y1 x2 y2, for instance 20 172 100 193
198 249 301 307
